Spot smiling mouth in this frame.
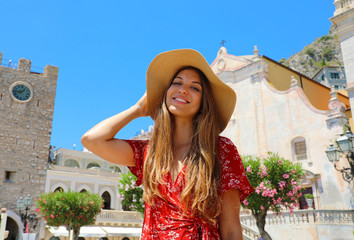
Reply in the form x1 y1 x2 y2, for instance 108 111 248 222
173 97 189 103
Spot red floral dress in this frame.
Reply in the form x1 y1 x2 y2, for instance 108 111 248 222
125 136 253 240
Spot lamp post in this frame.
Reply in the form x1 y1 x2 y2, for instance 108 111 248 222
16 195 38 233
326 130 354 183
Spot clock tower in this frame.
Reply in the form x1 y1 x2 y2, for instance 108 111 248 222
0 52 58 239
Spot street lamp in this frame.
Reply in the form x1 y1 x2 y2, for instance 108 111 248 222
16 195 38 232
326 130 354 183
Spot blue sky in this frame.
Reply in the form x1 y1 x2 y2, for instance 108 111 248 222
0 0 334 150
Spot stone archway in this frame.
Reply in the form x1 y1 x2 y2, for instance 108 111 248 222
4 210 23 240
101 191 111 210
6 217 19 240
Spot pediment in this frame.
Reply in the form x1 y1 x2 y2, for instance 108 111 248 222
211 47 254 74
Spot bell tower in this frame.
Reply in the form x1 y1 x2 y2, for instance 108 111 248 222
0 52 58 237
330 1 354 124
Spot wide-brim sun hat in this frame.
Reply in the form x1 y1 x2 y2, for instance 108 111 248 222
146 49 236 133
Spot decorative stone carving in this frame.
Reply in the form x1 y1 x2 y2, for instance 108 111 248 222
217 46 227 56
253 45 260 61
290 76 300 88
328 86 346 113
326 85 348 129
217 59 225 71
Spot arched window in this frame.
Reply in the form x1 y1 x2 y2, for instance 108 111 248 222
109 165 121 173
80 189 87 193
64 159 80 168
54 187 64 193
122 237 130 240
292 137 307 161
101 191 111 210
49 237 60 240
87 162 101 169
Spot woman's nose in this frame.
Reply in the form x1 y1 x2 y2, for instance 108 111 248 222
178 85 188 94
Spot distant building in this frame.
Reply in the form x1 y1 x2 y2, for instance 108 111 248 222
44 148 142 239
313 66 347 90
47 147 129 210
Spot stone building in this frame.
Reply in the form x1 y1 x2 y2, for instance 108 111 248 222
0 53 58 240
313 66 347 90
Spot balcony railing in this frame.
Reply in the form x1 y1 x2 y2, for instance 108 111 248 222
334 0 353 15
241 222 259 240
96 210 143 227
240 209 354 227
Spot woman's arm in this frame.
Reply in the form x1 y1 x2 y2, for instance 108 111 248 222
81 93 148 166
219 189 243 240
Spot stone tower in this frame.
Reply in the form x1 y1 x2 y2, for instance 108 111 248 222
330 0 354 124
0 52 58 239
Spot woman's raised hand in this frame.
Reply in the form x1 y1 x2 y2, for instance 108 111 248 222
134 92 149 117
81 92 150 166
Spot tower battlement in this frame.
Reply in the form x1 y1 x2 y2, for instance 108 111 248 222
0 51 58 79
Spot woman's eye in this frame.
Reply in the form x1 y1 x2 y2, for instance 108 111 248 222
191 87 200 92
172 82 182 85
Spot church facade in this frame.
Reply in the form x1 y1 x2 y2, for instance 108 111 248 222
212 46 353 211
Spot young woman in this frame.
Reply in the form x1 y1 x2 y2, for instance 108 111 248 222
81 49 253 240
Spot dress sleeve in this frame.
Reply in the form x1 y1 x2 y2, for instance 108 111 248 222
123 139 149 186
218 137 254 201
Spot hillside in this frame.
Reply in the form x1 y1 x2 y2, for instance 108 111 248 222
279 29 343 78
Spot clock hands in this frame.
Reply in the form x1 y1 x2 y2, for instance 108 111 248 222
13 89 26 94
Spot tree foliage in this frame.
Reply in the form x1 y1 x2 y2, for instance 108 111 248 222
117 171 145 215
35 190 103 240
241 152 305 240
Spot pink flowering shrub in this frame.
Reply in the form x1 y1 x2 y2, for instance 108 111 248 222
241 152 305 240
118 171 144 215
35 190 103 240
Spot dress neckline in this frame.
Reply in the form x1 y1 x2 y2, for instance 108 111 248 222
168 165 187 186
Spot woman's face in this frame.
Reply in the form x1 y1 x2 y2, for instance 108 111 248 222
166 69 203 121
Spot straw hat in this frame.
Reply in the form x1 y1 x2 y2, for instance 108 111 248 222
146 49 236 132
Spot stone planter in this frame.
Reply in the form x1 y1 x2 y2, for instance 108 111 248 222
306 198 313 209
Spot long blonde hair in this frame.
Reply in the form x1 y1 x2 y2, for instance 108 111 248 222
143 66 222 224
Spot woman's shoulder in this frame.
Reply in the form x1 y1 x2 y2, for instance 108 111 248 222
123 139 150 151
217 136 236 148
217 136 240 163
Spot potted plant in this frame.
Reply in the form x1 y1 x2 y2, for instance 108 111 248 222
304 193 314 209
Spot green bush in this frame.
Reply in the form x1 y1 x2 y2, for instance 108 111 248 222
279 58 287 65
118 171 144 215
304 47 315 59
304 193 313 199
317 35 334 43
323 47 334 61
36 190 103 240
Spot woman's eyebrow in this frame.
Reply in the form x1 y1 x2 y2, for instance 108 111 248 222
174 77 202 86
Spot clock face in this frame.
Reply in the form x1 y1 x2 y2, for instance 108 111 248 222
11 83 32 102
